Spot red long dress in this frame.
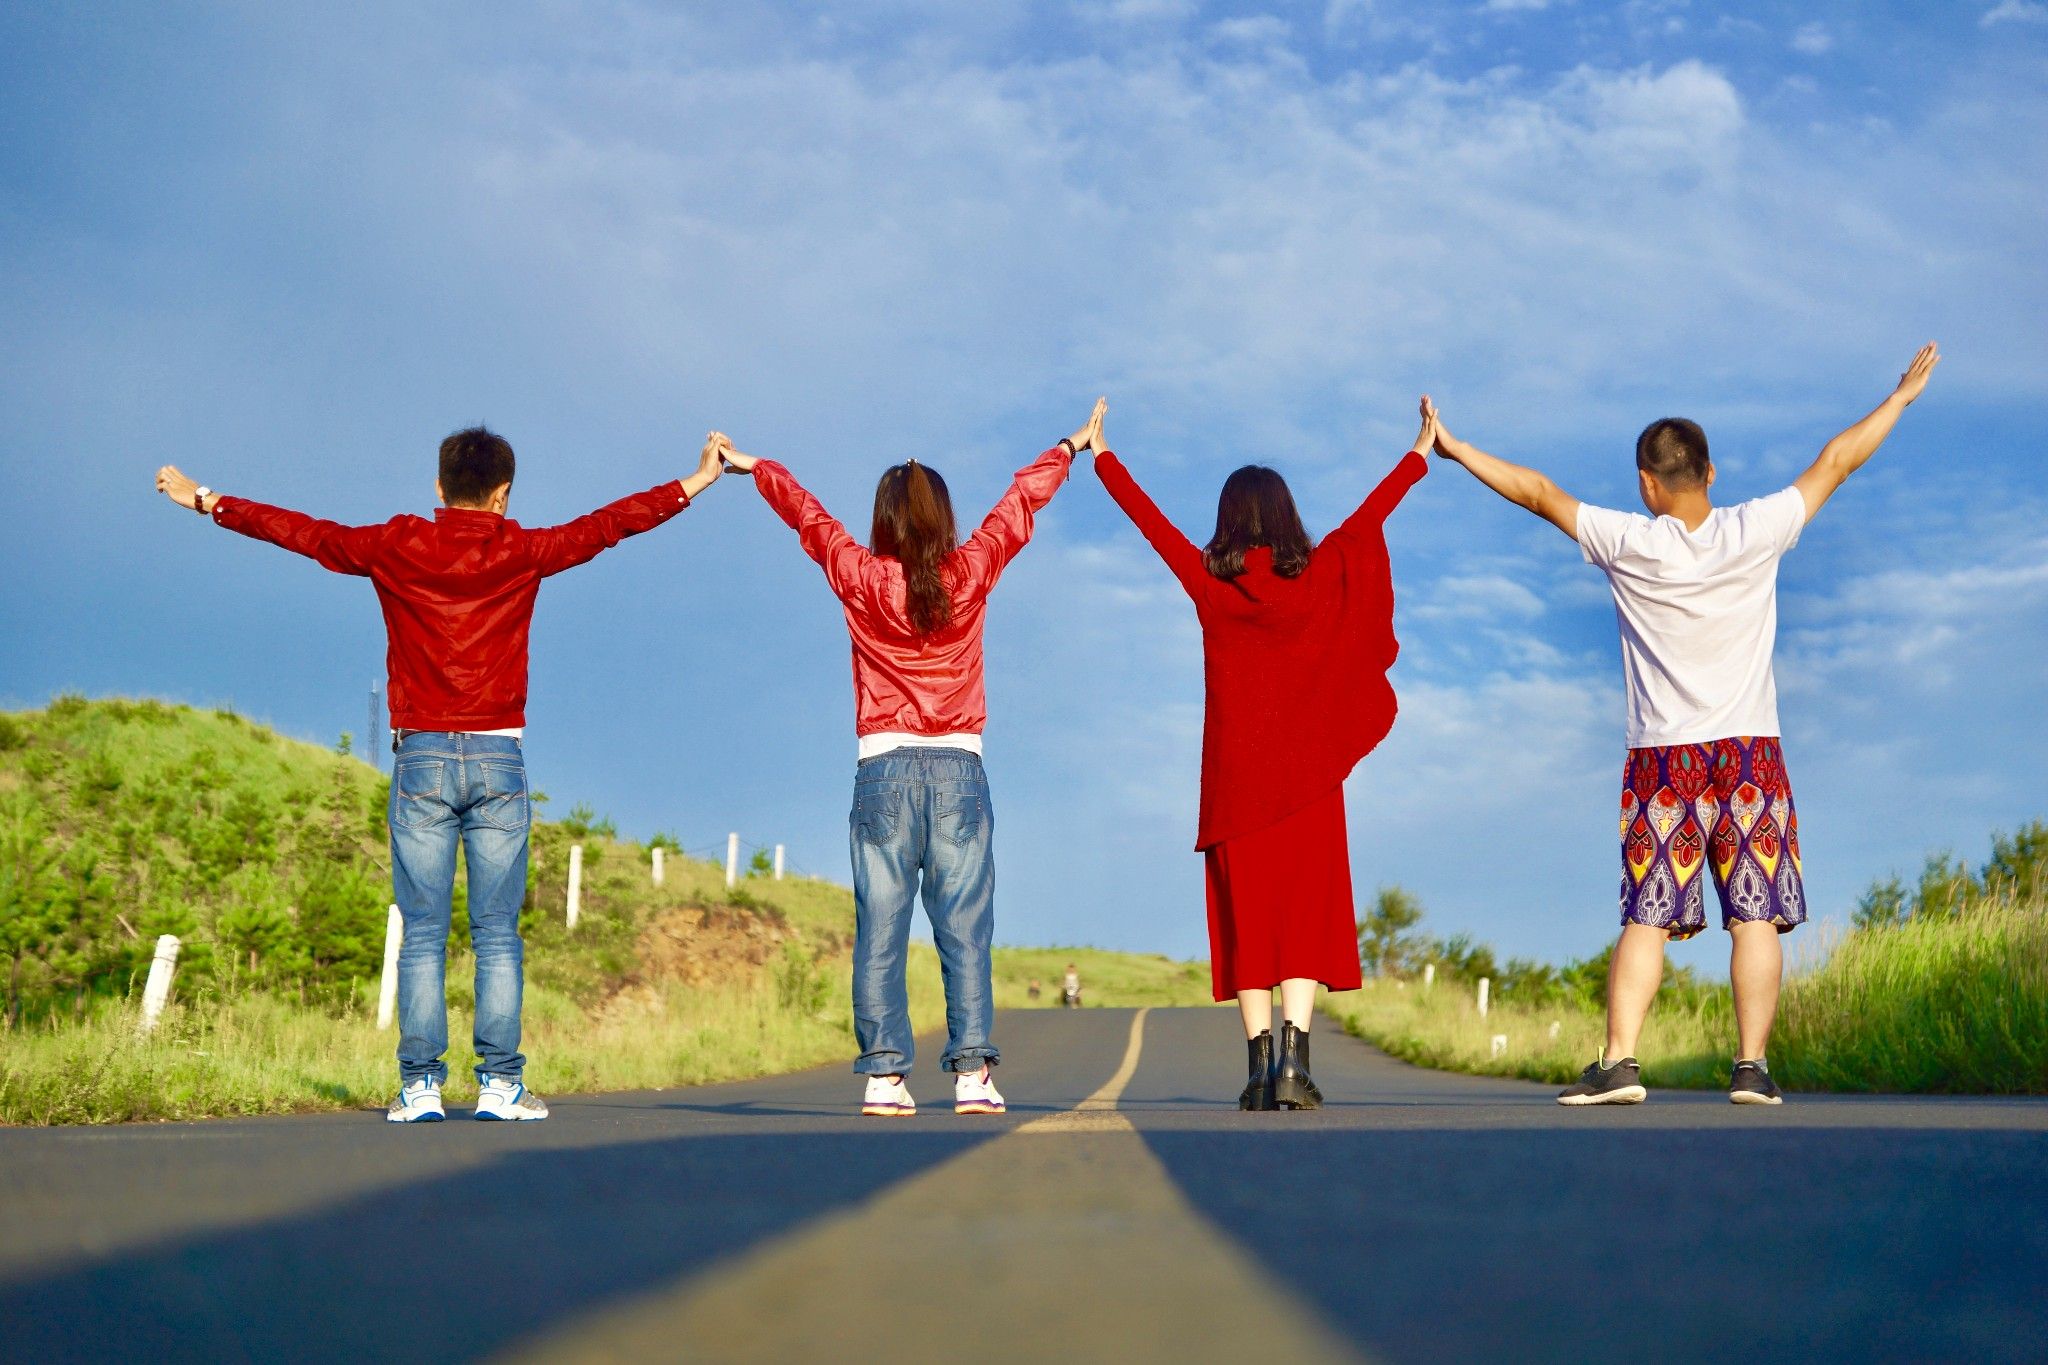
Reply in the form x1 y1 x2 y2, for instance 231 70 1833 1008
1096 450 1428 1000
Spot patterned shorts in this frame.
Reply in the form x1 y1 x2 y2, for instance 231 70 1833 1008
1619 736 1806 941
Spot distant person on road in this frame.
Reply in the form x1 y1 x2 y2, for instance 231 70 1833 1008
1428 344 1940 1107
155 428 731 1123
1027 978 1042 1002
1061 964 1081 1008
717 399 1105 1118
1092 403 1433 1111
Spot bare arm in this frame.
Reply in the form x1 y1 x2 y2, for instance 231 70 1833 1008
1793 343 1939 522
1424 397 1581 541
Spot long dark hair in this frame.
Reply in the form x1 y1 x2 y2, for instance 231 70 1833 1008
1203 464 1312 580
871 462 959 634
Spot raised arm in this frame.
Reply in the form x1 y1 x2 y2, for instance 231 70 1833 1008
1426 397 1581 541
1094 453 1208 597
950 399 1102 594
157 463 386 575
525 433 725 576
1793 343 1939 522
1326 405 1436 548
726 448 873 599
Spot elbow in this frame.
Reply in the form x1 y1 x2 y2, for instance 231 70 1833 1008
1515 474 1559 513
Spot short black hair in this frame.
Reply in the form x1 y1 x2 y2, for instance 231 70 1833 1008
439 426 516 506
1635 417 1710 490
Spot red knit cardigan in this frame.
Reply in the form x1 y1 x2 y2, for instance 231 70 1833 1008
1095 450 1428 850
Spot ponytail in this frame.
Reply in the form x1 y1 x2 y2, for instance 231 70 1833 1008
871 461 960 636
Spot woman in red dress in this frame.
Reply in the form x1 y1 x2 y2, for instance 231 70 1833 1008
1093 404 1434 1109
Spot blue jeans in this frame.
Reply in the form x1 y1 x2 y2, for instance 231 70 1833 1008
388 732 530 1085
849 748 998 1077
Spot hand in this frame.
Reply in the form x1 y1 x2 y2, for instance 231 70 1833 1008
1418 395 1461 459
1411 395 1441 457
155 465 217 513
696 432 730 482
1066 396 1107 453
1893 342 1940 406
718 439 760 474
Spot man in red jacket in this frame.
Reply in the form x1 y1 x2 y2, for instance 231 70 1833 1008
155 427 728 1122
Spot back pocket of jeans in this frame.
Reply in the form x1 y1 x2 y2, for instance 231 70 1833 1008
936 790 988 846
392 759 448 831
475 761 529 832
850 785 903 846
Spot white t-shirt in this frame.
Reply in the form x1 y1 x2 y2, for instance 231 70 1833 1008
1576 488 1806 748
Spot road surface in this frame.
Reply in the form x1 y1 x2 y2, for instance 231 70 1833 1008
3 1007 2044 1363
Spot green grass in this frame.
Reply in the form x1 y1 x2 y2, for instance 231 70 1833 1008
1328 895 2048 1094
0 696 1212 1123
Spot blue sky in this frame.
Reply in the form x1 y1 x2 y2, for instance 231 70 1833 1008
3 2 2044 971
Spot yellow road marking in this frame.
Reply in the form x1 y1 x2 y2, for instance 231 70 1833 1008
507 1009 1363 1363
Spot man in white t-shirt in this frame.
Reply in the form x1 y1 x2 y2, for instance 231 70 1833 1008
1425 343 1940 1107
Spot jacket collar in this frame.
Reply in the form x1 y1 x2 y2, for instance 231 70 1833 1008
434 507 505 534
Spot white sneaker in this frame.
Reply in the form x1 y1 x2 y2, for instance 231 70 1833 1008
474 1075 549 1121
861 1075 916 1117
386 1078 445 1123
954 1065 1006 1116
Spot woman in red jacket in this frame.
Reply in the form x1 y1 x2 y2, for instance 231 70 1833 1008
1093 402 1435 1110
719 400 1104 1118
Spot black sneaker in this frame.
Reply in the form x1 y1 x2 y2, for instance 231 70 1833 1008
1729 1059 1784 1105
1556 1056 1647 1106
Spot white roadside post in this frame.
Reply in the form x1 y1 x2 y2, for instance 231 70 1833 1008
1548 1020 1562 1041
376 905 402 1030
1476 977 1490 1019
567 843 583 931
1423 963 1435 990
1490 1034 1508 1059
138 934 181 1035
725 832 740 890
773 844 785 881
651 846 665 887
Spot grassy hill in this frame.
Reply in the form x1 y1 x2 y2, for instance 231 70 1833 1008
0 697 1209 1123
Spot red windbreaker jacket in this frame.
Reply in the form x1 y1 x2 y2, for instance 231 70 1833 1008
1097 450 1428 849
752 447 1072 739
212 483 690 731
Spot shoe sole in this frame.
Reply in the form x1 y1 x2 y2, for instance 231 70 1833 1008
1557 1085 1648 1106
387 1110 444 1123
954 1102 1005 1115
1729 1091 1784 1105
861 1104 916 1117
473 1110 546 1120
1272 1079 1322 1110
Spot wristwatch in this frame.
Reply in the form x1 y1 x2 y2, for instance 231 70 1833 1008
193 486 212 514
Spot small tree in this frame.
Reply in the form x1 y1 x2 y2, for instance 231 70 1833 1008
1853 876 1908 930
1983 821 2048 901
1356 885 1425 977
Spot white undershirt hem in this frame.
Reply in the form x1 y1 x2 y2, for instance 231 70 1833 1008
858 731 982 760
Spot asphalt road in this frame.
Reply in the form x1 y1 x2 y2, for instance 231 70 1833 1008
2 1007 2044 1363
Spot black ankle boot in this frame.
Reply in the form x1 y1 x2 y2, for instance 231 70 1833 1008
1273 1022 1323 1110
1238 1030 1277 1111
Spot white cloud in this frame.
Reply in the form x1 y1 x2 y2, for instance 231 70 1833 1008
1412 572 1548 621
1208 15 1293 47
1981 1 2048 26
1791 21 1834 54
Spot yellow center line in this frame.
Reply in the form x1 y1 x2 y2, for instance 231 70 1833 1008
506 1008 1365 1363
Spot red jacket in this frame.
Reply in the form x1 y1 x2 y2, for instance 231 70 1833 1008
212 483 691 731
753 447 1072 739
1097 450 1428 849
